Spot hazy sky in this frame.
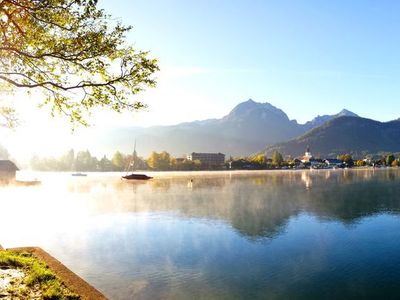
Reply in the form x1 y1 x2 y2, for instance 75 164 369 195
3 0 400 159
97 0 400 125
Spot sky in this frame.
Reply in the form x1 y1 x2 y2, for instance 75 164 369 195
3 0 400 159
97 0 400 124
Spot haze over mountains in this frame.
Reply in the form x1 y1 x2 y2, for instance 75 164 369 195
3 99 399 160
95 99 361 157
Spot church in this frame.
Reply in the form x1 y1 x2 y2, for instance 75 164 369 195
300 146 314 164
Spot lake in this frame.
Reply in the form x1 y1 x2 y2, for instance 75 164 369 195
1 169 400 299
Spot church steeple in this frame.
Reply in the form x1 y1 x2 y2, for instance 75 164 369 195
304 145 312 158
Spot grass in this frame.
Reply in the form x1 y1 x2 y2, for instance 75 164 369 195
0 250 80 299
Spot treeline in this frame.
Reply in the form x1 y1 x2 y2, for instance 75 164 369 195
147 151 203 171
30 149 146 172
228 152 284 169
30 150 204 171
316 153 400 168
29 149 400 172
352 154 400 167
228 152 400 169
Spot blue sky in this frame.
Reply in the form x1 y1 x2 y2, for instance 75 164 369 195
99 0 400 124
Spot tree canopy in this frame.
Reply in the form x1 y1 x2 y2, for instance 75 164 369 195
271 150 283 167
0 0 159 127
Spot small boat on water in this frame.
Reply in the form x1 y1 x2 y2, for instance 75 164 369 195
122 174 152 180
122 140 153 181
71 173 87 177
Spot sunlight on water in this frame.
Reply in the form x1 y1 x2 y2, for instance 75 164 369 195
1 169 400 299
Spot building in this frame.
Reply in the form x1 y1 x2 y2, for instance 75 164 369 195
324 159 344 168
187 152 225 168
301 146 313 163
175 158 185 164
0 160 19 182
298 146 321 167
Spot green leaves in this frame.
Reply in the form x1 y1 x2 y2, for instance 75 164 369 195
0 0 159 127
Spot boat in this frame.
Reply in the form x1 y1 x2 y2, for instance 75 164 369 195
122 174 152 180
122 140 153 181
71 173 87 177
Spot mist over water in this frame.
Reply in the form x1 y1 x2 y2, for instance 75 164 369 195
1 169 400 299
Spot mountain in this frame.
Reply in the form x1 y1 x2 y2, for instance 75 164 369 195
265 116 400 158
303 109 359 130
95 99 301 156
212 99 305 147
92 100 359 157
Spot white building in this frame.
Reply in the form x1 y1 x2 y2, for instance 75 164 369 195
301 146 313 164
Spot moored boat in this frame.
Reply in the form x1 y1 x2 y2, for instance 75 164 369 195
122 174 152 180
122 140 153 181
72 173 87 177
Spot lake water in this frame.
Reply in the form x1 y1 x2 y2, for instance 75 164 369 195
1 169 400 299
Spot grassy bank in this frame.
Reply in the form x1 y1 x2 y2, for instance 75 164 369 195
0 250 79 299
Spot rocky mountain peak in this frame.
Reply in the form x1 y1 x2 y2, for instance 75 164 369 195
225 99 289 122
337 109 358 117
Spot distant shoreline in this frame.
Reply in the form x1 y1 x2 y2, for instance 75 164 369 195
15 166 398 179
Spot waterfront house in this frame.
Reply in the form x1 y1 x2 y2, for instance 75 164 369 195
324 159 344 168
0 160 19 182
176 158 185 164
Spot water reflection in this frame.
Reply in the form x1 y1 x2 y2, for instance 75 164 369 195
1 169 400 299
2 170 400 240
70 170 400 238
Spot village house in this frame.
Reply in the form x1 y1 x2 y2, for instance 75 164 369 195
324 159 344 168
187 152 225 168
0 160 19 183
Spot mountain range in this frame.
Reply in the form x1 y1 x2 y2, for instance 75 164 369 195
302 109 359 131
265 116 400 158
94 99 362 157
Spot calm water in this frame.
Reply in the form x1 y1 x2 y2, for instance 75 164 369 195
1 169 400 299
